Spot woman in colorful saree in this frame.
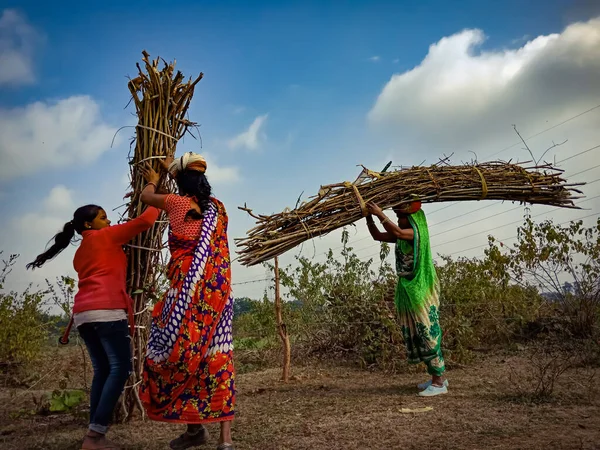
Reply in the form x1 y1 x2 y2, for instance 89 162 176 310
139 152 235 450
366 200 448 397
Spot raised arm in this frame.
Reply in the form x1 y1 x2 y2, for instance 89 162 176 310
104 206 160 245
366 215 397 243
139 162 170 210
366 202 414 242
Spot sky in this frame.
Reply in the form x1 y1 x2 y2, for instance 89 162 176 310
1 0 599 304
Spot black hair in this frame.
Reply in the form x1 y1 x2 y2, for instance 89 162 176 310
175 170 212 220
26 204 103 270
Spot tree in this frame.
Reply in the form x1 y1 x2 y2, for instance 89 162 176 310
487 216 600 337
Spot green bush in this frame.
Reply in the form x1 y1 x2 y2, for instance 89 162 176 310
234 218 599 372
436 254 543 362
0 254 50 372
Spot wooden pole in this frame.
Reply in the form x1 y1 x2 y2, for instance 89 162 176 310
274 256 291 382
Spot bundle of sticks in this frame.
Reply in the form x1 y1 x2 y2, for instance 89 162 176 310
235 160 584 266
119 51 202 419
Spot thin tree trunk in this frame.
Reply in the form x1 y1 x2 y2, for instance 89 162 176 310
274 257 291 382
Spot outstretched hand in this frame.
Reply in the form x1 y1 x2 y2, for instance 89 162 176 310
140 163 160 185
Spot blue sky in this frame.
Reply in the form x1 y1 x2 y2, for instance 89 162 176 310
1 0 600 301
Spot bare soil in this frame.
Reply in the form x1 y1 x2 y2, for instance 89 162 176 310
1 346 599 450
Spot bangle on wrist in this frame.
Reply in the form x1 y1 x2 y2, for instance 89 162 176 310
379 216 389 224
144 182 157 190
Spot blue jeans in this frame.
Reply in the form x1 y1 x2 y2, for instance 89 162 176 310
78 320 132 434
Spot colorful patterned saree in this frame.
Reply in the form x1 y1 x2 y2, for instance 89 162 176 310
140 199 235 423
395 210 445 377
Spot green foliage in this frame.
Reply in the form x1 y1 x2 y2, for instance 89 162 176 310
31 375 86 415
487 216 600 337
277 229 405 370
45 275 76 317
48 389 86 412
436 254 543 361
0 253 50 371
234 217 599 372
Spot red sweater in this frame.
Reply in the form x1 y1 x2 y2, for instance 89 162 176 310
72 207 160 322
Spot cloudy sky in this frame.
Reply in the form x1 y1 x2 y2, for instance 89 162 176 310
1 0 599 303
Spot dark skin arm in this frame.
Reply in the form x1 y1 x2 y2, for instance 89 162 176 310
139 163 168 209
366 202 414 242
365 214 397 243
139 156 202 214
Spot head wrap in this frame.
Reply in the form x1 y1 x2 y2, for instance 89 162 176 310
168 152 207 177
393 201 422 215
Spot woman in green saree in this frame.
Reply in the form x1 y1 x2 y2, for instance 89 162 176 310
366 200 448 397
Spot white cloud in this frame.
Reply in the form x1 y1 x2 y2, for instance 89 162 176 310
203 153 240 185
369 56 381 62
364 17 600 264
1 186 78 297
18 189 76 241
368 17 600 156
0 95 119 180
0 9 40 86
227 114 268 151
43 185 75 213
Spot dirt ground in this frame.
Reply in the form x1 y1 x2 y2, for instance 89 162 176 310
1 347 599 450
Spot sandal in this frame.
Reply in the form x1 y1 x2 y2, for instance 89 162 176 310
217 444 235 450
169 426 210 450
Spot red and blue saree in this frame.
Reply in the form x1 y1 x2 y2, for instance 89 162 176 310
140 198 235 423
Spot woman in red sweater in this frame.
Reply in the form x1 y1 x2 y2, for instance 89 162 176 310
27 204 159 450
138 152 235 450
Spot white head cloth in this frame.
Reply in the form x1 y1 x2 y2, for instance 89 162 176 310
168 152 207 176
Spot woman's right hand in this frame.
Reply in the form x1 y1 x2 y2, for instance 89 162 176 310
140 163 160 185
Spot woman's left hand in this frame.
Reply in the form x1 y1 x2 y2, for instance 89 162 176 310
160 155 174 172
366 201 384 217
140 163 160 184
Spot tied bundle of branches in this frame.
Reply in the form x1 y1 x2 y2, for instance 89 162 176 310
236 160 584 266
118 51 202 420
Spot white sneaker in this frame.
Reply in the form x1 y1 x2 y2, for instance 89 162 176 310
417 379 449 390
418 384 448 397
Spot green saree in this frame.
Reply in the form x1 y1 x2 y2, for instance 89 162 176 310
394 210 445 376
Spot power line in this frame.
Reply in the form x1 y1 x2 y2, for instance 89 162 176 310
232 277 273 286
354 194 599 262
556 144 600 164
452 210 599 257
433 194 600 249
311 143 600 261
426 202 459 216
349 150 600 259
483 102 600 160
430 205 523 238
428 202 497 229
239 143 600 275
569 163 600 179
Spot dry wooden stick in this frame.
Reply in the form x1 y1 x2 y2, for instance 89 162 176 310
116 51 203 421
235 161 585 266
